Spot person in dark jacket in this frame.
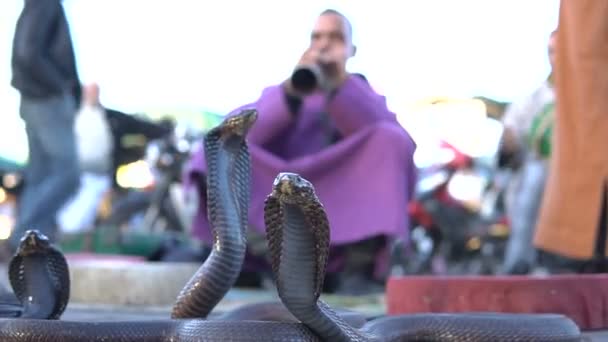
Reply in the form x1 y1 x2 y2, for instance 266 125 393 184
9 0 81 249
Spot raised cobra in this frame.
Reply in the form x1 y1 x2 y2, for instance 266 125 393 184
170 109 256 319
0 109 583 341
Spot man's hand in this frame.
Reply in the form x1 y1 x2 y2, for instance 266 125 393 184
297 48 322 66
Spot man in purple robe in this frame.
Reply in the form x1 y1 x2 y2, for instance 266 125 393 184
187 9 417 294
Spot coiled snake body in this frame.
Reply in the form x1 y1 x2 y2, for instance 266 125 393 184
0 110 583 341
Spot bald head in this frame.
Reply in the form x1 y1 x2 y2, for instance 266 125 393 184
309 9 356 61
319 9 353 45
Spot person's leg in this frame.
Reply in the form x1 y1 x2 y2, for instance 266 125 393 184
10 100 51 249
502 165 529 274
501 158 548 274
536 250 587 274
10 94 80 246
14 124 48 241
537 185 608 274
585 184 608 273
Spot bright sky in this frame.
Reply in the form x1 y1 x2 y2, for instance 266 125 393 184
0 0 559 161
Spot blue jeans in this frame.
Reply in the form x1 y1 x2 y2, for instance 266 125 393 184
10 93 80 247
502 156 548 274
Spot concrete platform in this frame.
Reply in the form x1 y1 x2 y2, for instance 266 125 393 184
67 254 200 306
2 254 385 316
66 254 386 316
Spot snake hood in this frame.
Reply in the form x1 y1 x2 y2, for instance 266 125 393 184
266 172 330 302
214 109 257 139
272 172 317 204
15 230 53 257
8 229 70 320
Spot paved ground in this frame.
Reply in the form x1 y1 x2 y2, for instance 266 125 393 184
62 304 170 321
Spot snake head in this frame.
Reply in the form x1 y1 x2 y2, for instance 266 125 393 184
220 109 258 138
16 229 51 256
272 173 316 204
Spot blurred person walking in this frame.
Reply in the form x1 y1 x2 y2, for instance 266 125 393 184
57 84 113 236
7 0 81 253
498 31 557 275
56 83 173 235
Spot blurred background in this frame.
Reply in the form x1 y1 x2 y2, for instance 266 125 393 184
0 0 559 163
0 0 563 285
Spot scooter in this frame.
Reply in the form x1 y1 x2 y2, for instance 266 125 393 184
392 116 509 276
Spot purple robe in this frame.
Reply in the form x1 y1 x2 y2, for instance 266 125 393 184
186 75 417 276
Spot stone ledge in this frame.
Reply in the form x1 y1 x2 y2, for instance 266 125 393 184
68 256 200 306
10 253 387 316
386 274 608 331
5 253 386 316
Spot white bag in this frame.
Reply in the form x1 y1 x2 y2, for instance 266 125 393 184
75 104 114 173
57 172 111 234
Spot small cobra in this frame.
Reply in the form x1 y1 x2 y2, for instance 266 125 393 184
1 230 70 320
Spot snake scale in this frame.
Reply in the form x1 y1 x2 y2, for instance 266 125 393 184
0 109 583 341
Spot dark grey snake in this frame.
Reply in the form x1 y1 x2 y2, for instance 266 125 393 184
0 109 583 341
1 230 70 319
